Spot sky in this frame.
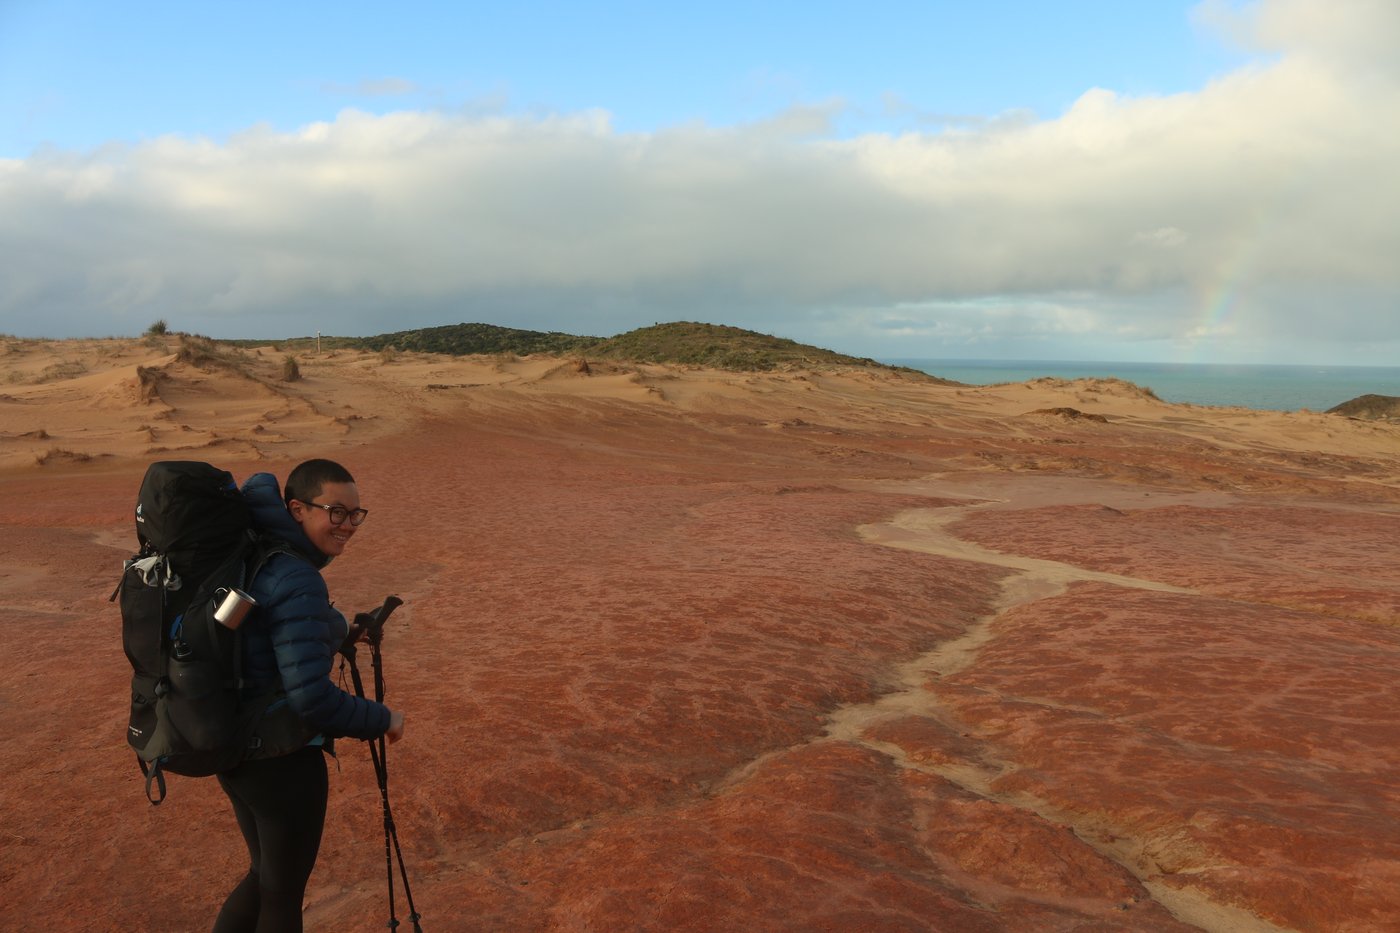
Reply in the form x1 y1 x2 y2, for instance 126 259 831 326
1 0 1397 365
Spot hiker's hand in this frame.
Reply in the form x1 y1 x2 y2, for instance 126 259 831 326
339 621 366 654
387 710 405 744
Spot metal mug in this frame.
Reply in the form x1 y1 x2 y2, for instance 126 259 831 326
214 588 258 629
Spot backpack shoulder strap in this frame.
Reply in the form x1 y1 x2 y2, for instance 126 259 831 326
247 536 311 583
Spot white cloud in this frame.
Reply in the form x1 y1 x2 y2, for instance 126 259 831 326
1 0 1397 363
1196 0 1400 75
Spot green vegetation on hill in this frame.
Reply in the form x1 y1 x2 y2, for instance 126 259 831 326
588 321 905 372
226 320 929 375
357 322 601 356
1326 393 1400 420
238 323 599 356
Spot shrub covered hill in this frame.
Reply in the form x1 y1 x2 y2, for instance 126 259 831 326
1326 393 1400 421
277 321 932 376
587 322 918 372
358 322 596 356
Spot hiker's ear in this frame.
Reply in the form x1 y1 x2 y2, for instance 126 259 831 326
287 499 305 523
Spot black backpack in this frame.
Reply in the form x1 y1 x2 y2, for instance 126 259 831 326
114 460 309 804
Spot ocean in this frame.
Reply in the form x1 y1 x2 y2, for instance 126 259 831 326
883 359 1400 413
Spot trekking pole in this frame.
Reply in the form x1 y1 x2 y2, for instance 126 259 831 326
344 646 397 926
366 599 419 933
344 596 423 932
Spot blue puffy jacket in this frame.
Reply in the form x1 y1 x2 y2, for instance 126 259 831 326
239 472 391 741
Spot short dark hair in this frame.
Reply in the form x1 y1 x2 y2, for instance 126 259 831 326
285 458 355 506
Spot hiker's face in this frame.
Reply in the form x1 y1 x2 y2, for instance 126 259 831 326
291 481 361 557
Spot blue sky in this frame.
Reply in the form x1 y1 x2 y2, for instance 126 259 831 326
1 2 1244 152
2 1 1397 365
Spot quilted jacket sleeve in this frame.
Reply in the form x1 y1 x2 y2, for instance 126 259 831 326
256 553 392 740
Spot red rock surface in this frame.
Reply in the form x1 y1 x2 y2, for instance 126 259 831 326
3 357 1400 931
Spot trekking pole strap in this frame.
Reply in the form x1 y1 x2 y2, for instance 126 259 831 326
138 756 168 806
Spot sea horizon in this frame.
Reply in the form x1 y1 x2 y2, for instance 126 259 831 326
883 358 1400 413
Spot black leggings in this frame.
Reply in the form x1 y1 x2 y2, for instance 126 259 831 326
213 746 329 933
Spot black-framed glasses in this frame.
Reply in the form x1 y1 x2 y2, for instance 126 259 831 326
298 500 369 526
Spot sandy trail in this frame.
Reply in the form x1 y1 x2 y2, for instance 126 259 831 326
829 477 1290 932
858 488 1200 599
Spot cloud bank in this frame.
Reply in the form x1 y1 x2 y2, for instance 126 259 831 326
2 0 1397 363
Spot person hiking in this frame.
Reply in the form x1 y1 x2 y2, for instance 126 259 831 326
212 458 405 933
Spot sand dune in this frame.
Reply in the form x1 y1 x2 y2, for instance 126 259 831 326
2 335 1399 931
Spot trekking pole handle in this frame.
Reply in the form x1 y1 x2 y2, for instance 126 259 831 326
352 595 403 645
371 595 404 629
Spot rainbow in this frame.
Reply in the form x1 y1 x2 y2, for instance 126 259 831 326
1181 209 1269 363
